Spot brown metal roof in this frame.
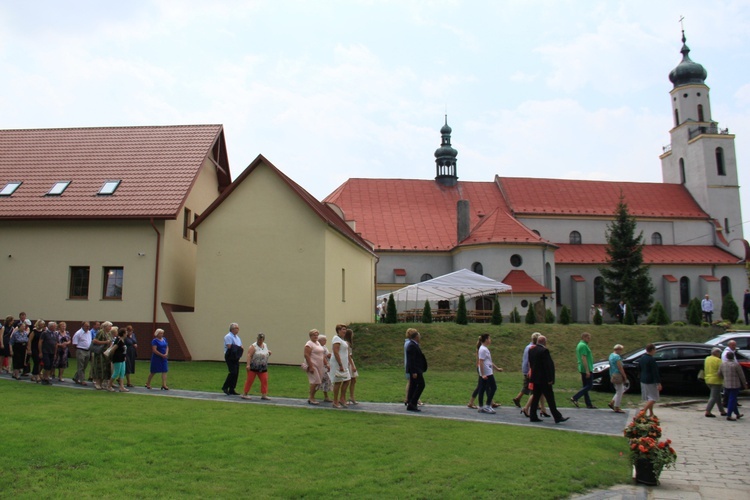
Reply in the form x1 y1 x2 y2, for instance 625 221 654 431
0 125 230 220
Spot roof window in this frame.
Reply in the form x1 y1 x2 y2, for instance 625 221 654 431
47 181 70 196
98 180 121 195
0 182 22 196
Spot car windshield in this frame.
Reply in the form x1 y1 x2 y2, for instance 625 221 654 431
621 347 647 361
705 335 729 345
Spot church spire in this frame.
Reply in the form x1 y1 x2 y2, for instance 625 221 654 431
434 115 458 187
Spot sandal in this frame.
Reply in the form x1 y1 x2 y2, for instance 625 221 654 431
241 395 251 400
348 399 358 405
332 403 343 409
144 384 152 390
467 403 478 409
491 402 501 408
261 396 270 400
614 408 625 413
308 400 320 405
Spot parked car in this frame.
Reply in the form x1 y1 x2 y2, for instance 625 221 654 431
705 331 750 350
591 342 750 394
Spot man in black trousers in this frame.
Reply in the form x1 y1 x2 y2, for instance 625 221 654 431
528 335 569 424
222 322 243 395
405 328 427 412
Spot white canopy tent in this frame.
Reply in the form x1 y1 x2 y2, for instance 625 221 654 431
377 269 512 311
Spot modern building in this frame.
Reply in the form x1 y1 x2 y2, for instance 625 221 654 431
324 33 748 323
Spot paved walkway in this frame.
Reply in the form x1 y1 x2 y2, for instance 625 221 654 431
3 374 749 498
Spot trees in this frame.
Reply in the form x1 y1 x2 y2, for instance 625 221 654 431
721 294 739 323
456 294 468 325
386 294 398 324
646 301 670 325
600 195 655 322
525 305 536 324
491 296 502 325
509 307 521 323
687 297 702 326
422 300 433 324
559 305 571 325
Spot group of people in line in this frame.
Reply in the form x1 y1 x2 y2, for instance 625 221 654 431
703 340 748 421
0 312 169 392
220 323 360 408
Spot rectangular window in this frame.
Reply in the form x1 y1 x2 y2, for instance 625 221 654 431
69 266 90 299
47 181 71 196
98 180 121 195
341 268 346 302
103 267 124 300
0 181 21 196
183 207 192 240
193 212 199 244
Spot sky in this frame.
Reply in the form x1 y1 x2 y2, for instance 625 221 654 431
1 0 749 226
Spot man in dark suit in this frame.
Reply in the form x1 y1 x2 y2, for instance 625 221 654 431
405 328 427 412
528 335 569 424
743 289 750 325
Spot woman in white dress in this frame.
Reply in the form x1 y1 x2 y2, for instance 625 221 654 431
329 324 351 408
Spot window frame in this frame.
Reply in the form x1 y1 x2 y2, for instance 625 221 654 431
68 266 90 299
47 181 71 196
569 231 582 245
98 180 121 195
102 266 124 300
183 207 192 240
0 181 22 196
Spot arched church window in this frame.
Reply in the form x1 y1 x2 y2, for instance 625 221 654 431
569 231 582 245
716 147 726 176
594 277 604 305
420 274 433 282
679 158 685 184
472 262 483 275
555 277 561 305
679 277 690 306
697 104 704 122
651 232 662 245
721 276 731 299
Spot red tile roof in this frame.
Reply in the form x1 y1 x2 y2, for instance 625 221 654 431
324 179 549 251
497 177 708 219
699 275 721 282
555 244 741 265
193 155 377 257
501 270 553 294
663 275 678 282
0 125 230 220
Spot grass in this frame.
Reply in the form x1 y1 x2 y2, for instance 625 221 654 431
0 383 631 499
1 322 717 498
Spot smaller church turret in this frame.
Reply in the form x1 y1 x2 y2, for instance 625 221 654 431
434 116 458 187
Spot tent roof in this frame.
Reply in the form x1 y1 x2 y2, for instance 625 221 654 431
378 269 511 303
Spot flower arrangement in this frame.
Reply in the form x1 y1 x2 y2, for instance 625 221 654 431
624 411 677 481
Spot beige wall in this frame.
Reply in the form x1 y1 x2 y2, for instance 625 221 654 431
177 161 376 364
0 220 158 324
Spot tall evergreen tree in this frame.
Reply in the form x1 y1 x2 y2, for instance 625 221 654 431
600 195 655 321
525 304 536 324
721 294 739 323
422 300 433 324
491 296 502 325
386 294 398 324
456 294 468 325
687 297 702 325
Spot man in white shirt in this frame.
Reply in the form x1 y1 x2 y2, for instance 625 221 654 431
71 322 91 386
222 323 243 395
702 294 714 323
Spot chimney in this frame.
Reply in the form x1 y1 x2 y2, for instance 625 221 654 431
457 199 470 243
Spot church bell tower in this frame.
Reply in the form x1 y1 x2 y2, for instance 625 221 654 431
434 116 458 187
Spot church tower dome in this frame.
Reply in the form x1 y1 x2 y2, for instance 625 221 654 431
669 31 707 88
434 115 458 187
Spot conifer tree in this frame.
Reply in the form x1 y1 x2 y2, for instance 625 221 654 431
545 308 555 323
509 307 521 323
593 308 602 325
646 301 670 325
491 296 502 325
525 304 536 324
721 294 739 323
600 195 655 322
687 297 702 325
386 294 398 324
456 294 468 325
559 305 571 325
422 300 433 324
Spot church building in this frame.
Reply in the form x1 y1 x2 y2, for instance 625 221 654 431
324 33 748 323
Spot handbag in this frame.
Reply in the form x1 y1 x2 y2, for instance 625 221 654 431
90 342 106 355
103 343 117 359
300 361 309 371
610 373 624 385
697 369 705 380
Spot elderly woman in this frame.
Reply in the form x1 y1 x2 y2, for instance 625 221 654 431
704 347 726 417
107 328 129 392
124 325 138 388
39 321 60 385
91 321 113 390
330 324 351 408
607 344 626 413
720 351 748 421
0 316 12 374
9 321 29 379
304 329 326 404
344 328 360 405
145 329 169 390
241 333 271 400
27 319 46 383
316 334 333 402
54 321 71 382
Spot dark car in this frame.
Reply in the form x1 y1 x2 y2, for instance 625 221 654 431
591 342 750 394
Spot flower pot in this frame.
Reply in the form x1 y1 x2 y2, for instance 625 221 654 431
634 458 660 486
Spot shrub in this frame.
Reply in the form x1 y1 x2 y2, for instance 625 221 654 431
422 300 432 324
559 305 571 325
646 301 670 325
545 308 555 324
593 308 602 325
525 305 536 324
687 298 702 326
671 321 686 326
721 294 740 323
624 305 635 325
509 307 521 323
456 294 468 325
386 294 398 324
491 297 502 325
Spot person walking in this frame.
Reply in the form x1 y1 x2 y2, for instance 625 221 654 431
720 351 748 421
145 329 169 390
639 343 661 417
241 333 271 400
571 332 595 409
405 328 427 412
222 323 243 395
71 322 91 386
607 344 626 413
512 332 540 408
330 324 351 408
704 347 726 418
476 333 503 414
527 336 568 424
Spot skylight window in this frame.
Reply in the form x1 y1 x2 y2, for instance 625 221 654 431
98 180 121 195
47 181 71 196
0 182 21 196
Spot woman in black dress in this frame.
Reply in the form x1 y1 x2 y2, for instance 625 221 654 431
124 325 138 387
0 316 13 373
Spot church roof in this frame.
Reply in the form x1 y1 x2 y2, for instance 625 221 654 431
0 125 230 220
497 177 708 219
324 178 549 251
555 244 740 265
501 270 553 294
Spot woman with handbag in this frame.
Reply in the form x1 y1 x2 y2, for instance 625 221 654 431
303 329 326 405
107 328 129 392
91 321 113 390
607 344 626 413
240 333 271 400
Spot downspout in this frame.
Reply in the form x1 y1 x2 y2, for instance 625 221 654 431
149 218 161 334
